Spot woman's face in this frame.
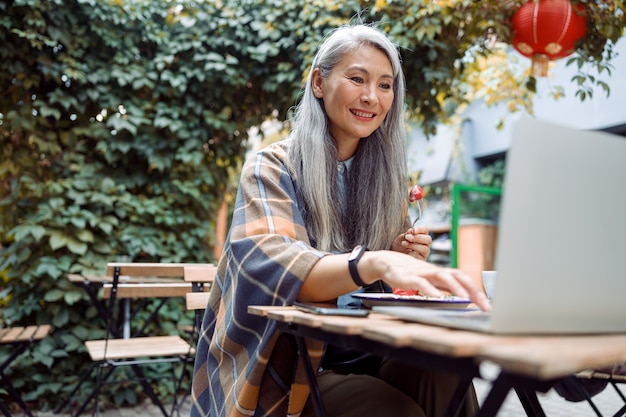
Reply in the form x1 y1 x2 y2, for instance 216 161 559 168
312 45 394 149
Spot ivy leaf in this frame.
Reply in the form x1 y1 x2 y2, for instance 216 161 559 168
64 290 84 305
49 232 68 250
32 350 55 368
69 217 87 228
13 224 46 241
67 238 88 255
92 240 113 253
44 288 65 302
38 105 62 120
107 116 137 135
51 308 70 327
97 221 114 234
75 229 94 243
35 261 63 279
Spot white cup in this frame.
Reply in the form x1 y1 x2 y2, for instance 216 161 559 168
481 271 497 299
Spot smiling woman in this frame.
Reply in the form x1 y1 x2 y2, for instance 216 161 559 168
190 23 488 417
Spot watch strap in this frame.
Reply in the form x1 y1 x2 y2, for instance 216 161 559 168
348 245 368 287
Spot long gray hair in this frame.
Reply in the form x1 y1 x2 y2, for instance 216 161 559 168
287 24 409 252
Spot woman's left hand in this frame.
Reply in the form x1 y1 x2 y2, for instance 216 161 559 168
391 226 432 260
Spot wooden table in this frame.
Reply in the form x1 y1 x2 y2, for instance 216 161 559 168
249 306 626 417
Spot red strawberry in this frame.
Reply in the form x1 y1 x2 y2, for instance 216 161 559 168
393 288 420 296
409 185 423 203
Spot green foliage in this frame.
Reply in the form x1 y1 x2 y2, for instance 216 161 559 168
478 159 506 190
458 160 505 222
0 0 295 411
1 0 624 412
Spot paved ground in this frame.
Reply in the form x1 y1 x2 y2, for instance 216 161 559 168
474 362 625 416
17 362 626 416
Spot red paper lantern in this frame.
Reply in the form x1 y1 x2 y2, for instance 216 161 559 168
511 0 587 76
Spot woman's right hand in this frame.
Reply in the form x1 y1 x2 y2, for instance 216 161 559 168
359 250 491 312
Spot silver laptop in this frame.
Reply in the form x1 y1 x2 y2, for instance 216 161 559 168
375 117 626 334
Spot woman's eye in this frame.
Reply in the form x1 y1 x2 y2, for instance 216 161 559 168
350 76 364 83
379 83 392 90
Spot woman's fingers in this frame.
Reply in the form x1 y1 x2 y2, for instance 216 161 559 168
402 228 432 259
368 251 491 311
396 264 491 311
427 268 492 311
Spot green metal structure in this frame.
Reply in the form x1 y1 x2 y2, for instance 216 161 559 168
450 183 502 268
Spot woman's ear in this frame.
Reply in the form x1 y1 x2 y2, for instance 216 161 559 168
311 68 323 98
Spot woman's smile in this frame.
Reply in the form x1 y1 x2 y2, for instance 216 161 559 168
351 109 376 119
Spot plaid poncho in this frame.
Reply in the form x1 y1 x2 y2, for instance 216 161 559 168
191 140 327 417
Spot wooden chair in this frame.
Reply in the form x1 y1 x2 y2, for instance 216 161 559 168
57 263 211 417
0 324 51 417
555 364 626 417
183 265 216 337
175 265 217 408
578 365 626 417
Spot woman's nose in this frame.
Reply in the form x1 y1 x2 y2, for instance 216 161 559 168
361 84 377 104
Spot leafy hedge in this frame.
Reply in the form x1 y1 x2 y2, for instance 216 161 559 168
0 0 307 411
1 0 623 412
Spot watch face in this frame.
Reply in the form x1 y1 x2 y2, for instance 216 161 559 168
348 245 363 261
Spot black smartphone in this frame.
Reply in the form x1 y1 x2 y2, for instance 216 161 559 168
293 301 369 317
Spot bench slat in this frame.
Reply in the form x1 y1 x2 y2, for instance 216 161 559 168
0 325 51 344
183 265 217 283
68 273 181 284
0 327 25 343
186 292 211 311
106 263 213 278
85 335 193 361
101 282 194 299
32 324 51 340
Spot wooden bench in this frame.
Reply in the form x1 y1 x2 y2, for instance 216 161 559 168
1 324 51 417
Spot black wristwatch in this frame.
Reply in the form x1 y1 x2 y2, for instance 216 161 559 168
348 245 368 287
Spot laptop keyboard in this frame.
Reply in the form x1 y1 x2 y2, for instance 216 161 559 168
442 310 492 324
